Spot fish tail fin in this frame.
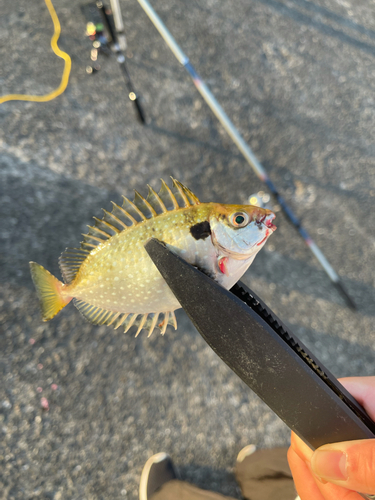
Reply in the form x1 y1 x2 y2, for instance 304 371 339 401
29 262 72 321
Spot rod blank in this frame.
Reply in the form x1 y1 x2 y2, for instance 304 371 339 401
137 0 356 309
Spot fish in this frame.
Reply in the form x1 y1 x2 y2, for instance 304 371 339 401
29 178 276 337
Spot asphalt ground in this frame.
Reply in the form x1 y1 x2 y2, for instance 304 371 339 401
1 0 375 498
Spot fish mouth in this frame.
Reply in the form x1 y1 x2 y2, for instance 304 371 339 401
253 214 277 248
257 213 277 232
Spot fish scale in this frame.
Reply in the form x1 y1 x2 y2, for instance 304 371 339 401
74 208 211 312
29 178 276 337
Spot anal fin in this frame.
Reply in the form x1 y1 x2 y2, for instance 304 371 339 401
113 311 177 336
134 311 177 337
73 300 178 337
74 299 120 326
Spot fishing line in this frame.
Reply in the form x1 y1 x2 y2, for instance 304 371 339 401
0 0 71 105
137 0 356 310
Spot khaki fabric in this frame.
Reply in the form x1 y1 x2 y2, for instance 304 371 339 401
235 447 295 500
150 447 296 500
151 479 236 500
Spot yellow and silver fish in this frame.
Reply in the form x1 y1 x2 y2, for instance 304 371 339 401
29 178 276 337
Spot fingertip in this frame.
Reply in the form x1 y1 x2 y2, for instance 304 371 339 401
288 445 326 500
290 431 314 463
310 449 347 482
339 377 375 419
311 439 375 495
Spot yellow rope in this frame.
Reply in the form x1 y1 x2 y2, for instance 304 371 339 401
0 0 71 104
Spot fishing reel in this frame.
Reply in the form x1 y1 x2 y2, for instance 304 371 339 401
84 18 111 74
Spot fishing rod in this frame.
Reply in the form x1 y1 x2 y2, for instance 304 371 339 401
136 0 356 310
109 0 127 52
96 1 146 123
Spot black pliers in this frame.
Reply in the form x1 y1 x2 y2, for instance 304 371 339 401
145 239 375 498
145 239 375 442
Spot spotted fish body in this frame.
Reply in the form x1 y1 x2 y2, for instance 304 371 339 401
30 179 276 337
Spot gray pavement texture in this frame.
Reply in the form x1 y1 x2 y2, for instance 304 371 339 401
1 0 375 498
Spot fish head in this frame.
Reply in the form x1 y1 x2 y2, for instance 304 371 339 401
209 203 276 261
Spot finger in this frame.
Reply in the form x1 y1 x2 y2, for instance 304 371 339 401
289 444 364 500
339 377 375 419
290 431 314 463
287 446 325 500
313 477 364 500
291 433 366 499
311 439 375 495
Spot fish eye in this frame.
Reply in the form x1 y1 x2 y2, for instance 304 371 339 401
230 212 249 228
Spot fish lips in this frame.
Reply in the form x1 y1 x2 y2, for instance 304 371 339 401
257 213 277 232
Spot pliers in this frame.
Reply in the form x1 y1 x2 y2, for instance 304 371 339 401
145 238 375 500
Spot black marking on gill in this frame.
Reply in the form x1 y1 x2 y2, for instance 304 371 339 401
230 283 372 425
190 221 211 240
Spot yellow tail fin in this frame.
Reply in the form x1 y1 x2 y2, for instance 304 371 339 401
29 262 71 321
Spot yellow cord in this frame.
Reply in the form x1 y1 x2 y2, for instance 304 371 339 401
0 0 71 105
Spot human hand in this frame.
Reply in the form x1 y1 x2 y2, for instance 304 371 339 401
287 376 375 499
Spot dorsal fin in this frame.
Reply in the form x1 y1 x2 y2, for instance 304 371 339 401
133 191 158 219
59 248 90 284
159 179 180 210
80 179 201 252
171 178 190 207
172 178 201 206
111 202 138 226
146 185 167 214
122 195 147 222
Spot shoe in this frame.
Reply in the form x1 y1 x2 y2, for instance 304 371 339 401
139 452 178 500
236 444 257 463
